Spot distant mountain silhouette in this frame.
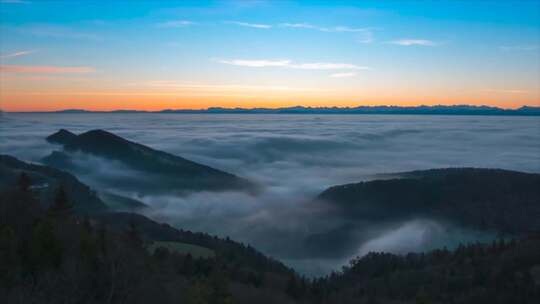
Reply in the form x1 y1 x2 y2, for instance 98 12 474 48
36 105 540 116
318 168 540 234
43 129 257 194
0 154 107 213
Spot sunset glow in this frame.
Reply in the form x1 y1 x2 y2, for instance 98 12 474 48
1 0 539 112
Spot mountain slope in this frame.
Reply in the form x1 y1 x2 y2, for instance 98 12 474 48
318 168 540 234
43 129 257 194
2 172 539 303
0 154 107 213
0 159 298 304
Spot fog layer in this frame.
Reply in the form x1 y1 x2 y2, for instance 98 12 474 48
1 113 539 276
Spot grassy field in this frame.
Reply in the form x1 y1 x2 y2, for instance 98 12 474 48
146 241 215 259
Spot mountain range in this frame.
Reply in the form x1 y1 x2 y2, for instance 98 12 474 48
7 105 540 116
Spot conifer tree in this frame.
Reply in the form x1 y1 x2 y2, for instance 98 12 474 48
49 186 73 216
17 172 31 192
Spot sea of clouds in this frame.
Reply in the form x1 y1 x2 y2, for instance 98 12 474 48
1 113 539 276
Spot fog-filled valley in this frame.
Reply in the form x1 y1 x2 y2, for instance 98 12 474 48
1 113 540 276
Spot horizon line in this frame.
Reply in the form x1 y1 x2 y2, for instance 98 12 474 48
2 104 540 114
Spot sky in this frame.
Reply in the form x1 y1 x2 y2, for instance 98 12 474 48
0 0 539 111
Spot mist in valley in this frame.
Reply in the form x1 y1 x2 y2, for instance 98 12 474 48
1 113 539 276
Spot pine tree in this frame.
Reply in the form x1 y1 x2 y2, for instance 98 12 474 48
17 172 31 192
30 220 64 270
126 221 143 248
209 269 234 304
186 279 212 304
49 186 73 217
286 275 301 299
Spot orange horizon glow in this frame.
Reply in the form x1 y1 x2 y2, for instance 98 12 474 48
2 92 538 112
2 76 539 112
2 77 538 112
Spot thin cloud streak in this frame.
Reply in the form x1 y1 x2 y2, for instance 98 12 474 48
280 23 370 33
330 72 357 78
225 21 272 29
388 39 439 46
224 22 374 43
292 62 369 70
280 23 374 43
216 59 290 67
0 50 35 59
216 59 370 70
0 65 96 74
157 20 195 28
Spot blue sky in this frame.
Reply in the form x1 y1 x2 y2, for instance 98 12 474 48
1 0 539 111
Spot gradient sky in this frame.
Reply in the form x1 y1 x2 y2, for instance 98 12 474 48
1 0 539 111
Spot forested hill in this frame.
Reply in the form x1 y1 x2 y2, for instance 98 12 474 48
318 168 540 234
1 177 539 303
310 236 540 303
43 129 257 194
0 166 299 303
0 154 107 213
1 159 540 303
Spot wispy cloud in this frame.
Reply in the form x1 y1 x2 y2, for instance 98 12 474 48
280 23 374 43
216 59 291 67
216 59 370 70
499 45 539 52
0 50 35 59
329 72 357 78
0 65 95 74
388 39 439 46
280 23 318 30
280 23 369 33
156 20 195 28
225 21 272 29
292 62 368 70
220 21 374 43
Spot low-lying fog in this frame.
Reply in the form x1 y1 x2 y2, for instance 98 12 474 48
2 113 540 276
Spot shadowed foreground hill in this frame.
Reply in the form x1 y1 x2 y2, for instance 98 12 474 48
1 158 539 303
0 160 298 304
43 129 257 195
318 168 540 234
0 154 107 213
1 180 539 303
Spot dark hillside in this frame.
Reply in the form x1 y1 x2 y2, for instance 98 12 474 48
0 155 107 213
43 129 257 194
318 168 540 234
